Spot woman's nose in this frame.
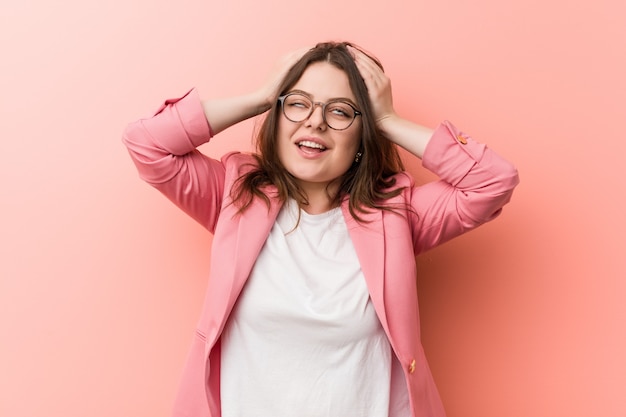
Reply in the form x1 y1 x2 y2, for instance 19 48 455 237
305 103 327 129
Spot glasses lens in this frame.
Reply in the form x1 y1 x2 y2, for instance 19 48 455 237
282 94 312 122
324 101 356 130
281 93 358 130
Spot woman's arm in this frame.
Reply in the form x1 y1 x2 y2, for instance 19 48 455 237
349 46 519 251
202 93 270 135
122 89 227 232
202 47 310 135
122 48 310 231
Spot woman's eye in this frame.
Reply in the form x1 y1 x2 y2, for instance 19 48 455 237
288 100 310 109
328 105 351 118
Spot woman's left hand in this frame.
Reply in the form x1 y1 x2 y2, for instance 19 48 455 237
349 45 434 158
348 45 398 131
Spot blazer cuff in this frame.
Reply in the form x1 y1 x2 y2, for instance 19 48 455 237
422 120 487 186
148 88 213 155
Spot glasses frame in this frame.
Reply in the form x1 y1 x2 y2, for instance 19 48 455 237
277 93 362 131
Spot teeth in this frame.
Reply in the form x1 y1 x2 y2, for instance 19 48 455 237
297 140 326 150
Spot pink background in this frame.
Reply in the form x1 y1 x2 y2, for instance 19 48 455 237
1 0 625 416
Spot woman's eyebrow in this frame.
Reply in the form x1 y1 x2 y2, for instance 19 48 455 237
288 89 357 106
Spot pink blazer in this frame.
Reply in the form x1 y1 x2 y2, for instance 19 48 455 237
123 89 519 417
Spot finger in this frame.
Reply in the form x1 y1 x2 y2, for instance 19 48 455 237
350 48 387 89
349 46 384 76
348 47 394 120
355 58 389 96
283 46 311 67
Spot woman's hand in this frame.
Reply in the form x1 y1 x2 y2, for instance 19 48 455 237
202 47 309 135
348 45 398 132
256 47 311 112
349 45 434 158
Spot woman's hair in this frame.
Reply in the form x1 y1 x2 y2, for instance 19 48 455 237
231 41 405 221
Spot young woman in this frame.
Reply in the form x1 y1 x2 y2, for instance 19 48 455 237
123 42 519 417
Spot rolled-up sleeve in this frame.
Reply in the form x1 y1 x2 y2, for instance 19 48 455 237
122 88 226 232
412 121 520 253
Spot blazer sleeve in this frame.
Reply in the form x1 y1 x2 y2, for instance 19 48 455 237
121 88 226 233
410 121 520 254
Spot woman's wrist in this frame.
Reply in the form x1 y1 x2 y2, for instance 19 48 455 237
378 115 434 159
252 88 274 115
202 91 271 136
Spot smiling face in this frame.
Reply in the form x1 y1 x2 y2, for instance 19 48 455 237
277 62 362 199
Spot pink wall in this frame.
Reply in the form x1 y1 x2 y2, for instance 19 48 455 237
1 0 624 416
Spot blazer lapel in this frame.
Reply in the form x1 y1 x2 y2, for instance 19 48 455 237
204 187 282 352
208 195 389 348
342 203 390 336
229 189 282 302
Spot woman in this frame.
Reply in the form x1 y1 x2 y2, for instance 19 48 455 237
123 42 519 417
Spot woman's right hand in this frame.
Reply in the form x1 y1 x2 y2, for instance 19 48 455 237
255 46 311 112
202 47 309 135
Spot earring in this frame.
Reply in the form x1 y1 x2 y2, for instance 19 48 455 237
355 152 363 163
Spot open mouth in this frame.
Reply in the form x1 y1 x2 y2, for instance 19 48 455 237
296 140 327 153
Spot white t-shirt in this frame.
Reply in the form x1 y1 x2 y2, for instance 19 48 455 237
220 200 409 417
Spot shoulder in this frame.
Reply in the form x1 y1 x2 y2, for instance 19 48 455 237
383 171 416 198
221 152 259 173
371 171 418 218
220 151 261 189
389 171 415 188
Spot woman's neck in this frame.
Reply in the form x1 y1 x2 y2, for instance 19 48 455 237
298 182 339 215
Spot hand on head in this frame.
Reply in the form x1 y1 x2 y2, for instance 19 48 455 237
347 45 397 129
257 47 311 111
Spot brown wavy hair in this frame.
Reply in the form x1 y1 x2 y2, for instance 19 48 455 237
231 41 405 221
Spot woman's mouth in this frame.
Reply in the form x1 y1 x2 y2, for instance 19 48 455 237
296 140 327 153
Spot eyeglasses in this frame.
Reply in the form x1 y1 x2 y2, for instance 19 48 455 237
277 92 362 131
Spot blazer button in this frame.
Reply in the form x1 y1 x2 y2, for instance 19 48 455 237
408 359 416 374
456 134 468 145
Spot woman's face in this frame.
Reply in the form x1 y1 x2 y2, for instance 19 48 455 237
277 62 362 196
